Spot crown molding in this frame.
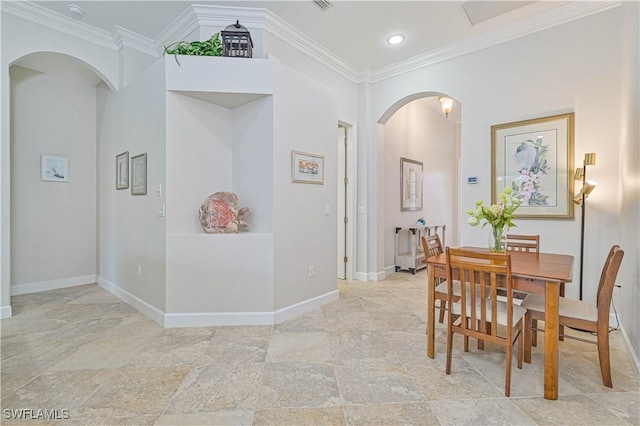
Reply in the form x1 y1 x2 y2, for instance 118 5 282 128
1 0 116 51
112 26 159 58
363 1 621 83
3 1 622 84
158 4 359 82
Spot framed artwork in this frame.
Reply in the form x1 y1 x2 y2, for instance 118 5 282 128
41 154 69 182
491 113 575 219
131 153 147 195
400 157 423 211
291 150 324 184
116 151 129 190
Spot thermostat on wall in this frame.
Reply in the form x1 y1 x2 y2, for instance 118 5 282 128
467 177 478 184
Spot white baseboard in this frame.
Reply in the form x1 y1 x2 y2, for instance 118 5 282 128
273 289 339 324
617 316 640 374
384 265 396 276
0 305 12 319
11 274 96 296
164 311 274 328
97 276 165 327
355 271 386 281
369 271 386 281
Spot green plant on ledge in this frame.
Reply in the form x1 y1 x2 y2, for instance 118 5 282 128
164 33 223 65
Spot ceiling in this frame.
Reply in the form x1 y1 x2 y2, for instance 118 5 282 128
30 1 574 72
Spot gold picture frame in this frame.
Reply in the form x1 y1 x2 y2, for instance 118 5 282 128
491 113 575 219
291 150 324 184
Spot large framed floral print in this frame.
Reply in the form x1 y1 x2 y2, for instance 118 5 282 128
491 113 575 219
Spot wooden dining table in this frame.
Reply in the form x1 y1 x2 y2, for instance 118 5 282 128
424 248 574 400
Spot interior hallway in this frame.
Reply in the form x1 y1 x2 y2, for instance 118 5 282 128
1 273 638 425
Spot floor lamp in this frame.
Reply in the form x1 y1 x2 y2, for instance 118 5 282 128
573 153 597 301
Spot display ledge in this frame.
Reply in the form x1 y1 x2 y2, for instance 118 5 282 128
165 56 275 97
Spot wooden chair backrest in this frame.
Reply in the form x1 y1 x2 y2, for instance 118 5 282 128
596 245 624 327
421 233 443 257
506 234 540 253
445 248 514 339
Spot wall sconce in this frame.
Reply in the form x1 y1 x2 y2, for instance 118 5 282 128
439 97 453 118
574 152 597 301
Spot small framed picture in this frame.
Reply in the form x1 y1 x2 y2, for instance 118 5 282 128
41 154 69 182
400 157 423 211
116 151 129 190
291 150 324 185
131 153 147 195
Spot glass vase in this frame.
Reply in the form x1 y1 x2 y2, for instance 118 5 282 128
489 225 507 253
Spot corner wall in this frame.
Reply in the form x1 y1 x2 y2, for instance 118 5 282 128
96 58 167 314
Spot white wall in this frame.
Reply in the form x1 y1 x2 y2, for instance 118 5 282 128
382 100 456 270
10 66 97 288
96 58 166 311
272 61 338 310
366 7 625 304
617 0 640 363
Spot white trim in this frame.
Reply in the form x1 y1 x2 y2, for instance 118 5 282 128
364 1 621 83
11 274 96 296
97 276 164 327
164 311 274 328
1 1 116 51
2 1 620 84
0 305 12 319
112 26 159 58
369 271 386 281
355 271 369 282
618 317 640 374
273 289 339 324
163 290 340 328
384 265 397 276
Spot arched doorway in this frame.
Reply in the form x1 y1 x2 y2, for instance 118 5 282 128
8 52 113 304
377 93 460 276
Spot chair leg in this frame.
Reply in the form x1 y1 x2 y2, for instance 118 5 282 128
559 284 565 342
438 299 446 323
477 319 485 350
597 326 613 388
505 342 512 397
517 325 523 369
446 323 454 375
524 311 532 364
531 318 538 347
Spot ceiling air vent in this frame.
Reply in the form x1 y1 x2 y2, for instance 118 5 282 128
313 0 334 11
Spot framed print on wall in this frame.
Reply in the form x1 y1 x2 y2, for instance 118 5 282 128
400 157 423 211
291 150 324 184
116 151 129 190
131 153 147 195
41 154 69 182
491 113 575 219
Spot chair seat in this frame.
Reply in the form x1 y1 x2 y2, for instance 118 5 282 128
521 294 597 323
435 279 460 295
453 295 527 327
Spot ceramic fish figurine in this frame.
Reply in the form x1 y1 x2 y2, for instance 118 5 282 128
198 191 251 233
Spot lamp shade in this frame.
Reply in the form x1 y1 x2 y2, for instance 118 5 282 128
439 97 453 118
573 180 597 205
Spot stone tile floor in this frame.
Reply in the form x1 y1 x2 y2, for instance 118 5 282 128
1 272 638 425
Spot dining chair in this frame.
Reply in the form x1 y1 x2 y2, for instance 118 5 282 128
421 234 455 324
506 234 540 252
505 234 544 300
522 245 624 388
445 247 526 397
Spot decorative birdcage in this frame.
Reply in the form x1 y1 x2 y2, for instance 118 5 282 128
221 20 253 58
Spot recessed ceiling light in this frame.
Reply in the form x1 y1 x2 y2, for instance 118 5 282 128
68 4 84 19
387 34 404 45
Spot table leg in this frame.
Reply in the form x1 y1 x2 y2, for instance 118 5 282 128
427 264 436 359
544 281 560 400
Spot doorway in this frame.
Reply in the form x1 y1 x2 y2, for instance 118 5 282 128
337 124 354 280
